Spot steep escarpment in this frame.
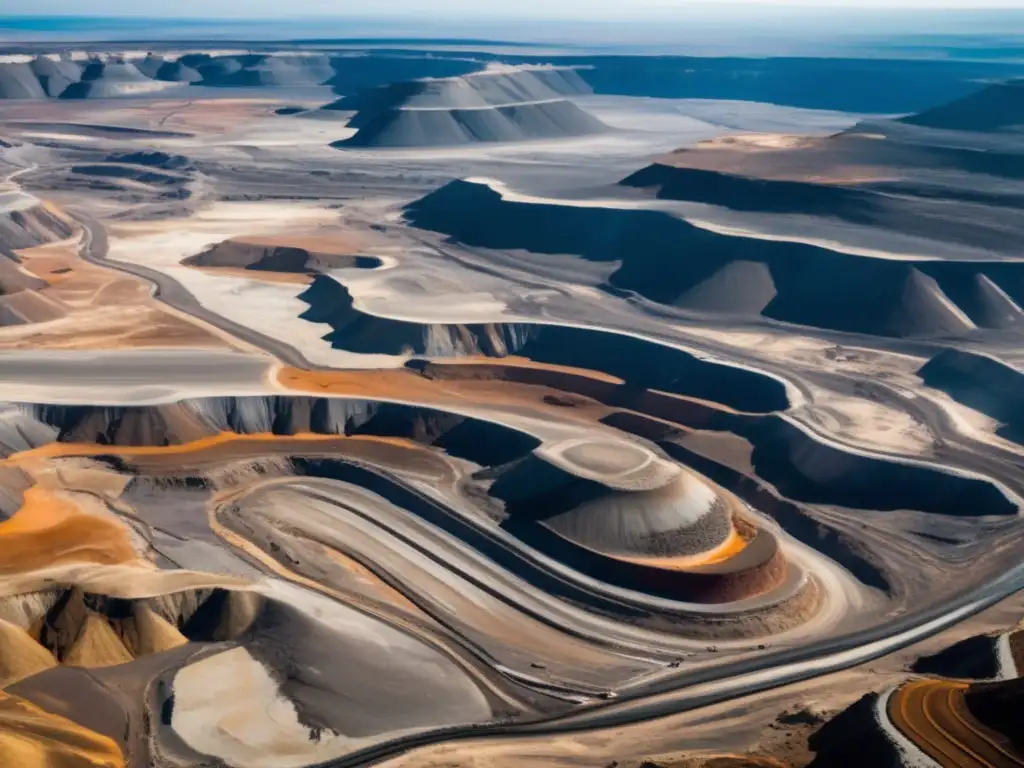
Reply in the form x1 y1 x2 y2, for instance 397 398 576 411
299 275 789 412
917 350 1024 443
0 194 75 251
186 240 380 275
60 60 176 99
901 79 1024 133
331 67 607 147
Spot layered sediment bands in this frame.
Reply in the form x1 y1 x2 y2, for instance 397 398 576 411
185 239 381 275
0 486 139 573
303 277 788 412
27 397 380 445
404 179 1024 337
0 586 257 670
333 67 608 147
804 693 908 768
299 276 532 356
60 60 175 99
0 291 69 326
23 398 540 467
639 410 1019 518
332 67 593 115
621 97 1024 262
918 350 1024 444
723 415 1018 517
490 452 732 558
669 442 891 595
504 515 786 604
486 448 788 604
888 678 1024 767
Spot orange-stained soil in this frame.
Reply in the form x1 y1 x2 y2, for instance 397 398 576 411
888 679 1024 767
0 691 124 768
0 487 139 573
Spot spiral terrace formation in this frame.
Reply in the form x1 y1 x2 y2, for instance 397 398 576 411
0 39 1022 768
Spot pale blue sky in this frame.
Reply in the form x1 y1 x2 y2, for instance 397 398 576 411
15 0 1024 17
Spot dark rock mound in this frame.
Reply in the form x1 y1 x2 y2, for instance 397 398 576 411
902 79 1024 133
59 60 161 99
918 349 1024 443
338 99 607 148
912 633 1001 680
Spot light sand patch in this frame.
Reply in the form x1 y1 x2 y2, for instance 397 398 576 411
0 487 139 574
187 265 313 285
0 563 253 602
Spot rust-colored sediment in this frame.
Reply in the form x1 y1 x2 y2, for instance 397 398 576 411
888 679 1024 767
0 487 139 573
0 691 124 768
4 230 240 351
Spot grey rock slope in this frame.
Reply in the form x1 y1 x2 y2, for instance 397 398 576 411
332 67 608 147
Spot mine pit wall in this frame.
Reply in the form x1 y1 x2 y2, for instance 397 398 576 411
605 411 892 593
503 515 788 604
220 458 817 638
962 677 1024 750
918 349 1024 444
0 586 262 642
410 319 789 414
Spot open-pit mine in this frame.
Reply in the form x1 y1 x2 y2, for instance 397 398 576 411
0 37 1022 768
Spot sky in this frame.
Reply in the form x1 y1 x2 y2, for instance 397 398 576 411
10 0 1024 18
